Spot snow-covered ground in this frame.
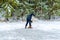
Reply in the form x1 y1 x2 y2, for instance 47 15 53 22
0 20 60 31
0 20 60 40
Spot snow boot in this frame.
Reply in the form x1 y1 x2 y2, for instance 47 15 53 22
28 26 32 28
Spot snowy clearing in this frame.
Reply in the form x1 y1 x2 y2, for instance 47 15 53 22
0 20 60 40
0 20 60 31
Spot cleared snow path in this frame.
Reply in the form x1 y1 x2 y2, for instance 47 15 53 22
0 20 60 40
0 28 60 40
0 20 60 31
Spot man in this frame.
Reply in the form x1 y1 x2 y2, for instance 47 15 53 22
25 13 35 28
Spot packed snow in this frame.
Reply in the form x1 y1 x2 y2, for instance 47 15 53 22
0 19 60 40
0 20 60 31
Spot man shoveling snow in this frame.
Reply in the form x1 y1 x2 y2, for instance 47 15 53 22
25 13 35 29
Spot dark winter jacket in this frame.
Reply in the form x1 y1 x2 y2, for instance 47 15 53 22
26 13 35 21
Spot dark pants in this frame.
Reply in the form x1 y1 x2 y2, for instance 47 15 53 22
25 20 31 28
